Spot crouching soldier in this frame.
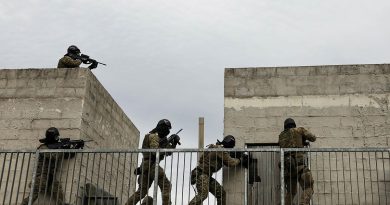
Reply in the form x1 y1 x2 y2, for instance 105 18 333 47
125 119 180 205
189 135 241 205
279 118 317 205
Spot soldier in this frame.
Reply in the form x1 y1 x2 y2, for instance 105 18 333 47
125 119 180 205
57 45 98 69
189 135 241 205
278 118 316 205
21 127 82 205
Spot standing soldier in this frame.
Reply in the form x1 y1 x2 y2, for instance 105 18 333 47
21 127 82 205
189 135 241 205
57 45 98 69
278 118 316 205
125 119 180 205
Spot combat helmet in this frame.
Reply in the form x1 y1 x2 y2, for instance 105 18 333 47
67 45 80 55
221 135 236 148
157 119 171 129
39 127 60 143
284 118 296 130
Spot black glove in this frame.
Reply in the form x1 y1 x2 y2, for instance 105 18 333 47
170 134 181 145
303 140 310 146
88 60 98 69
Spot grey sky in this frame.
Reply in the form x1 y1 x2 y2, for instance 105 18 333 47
1 0 389 147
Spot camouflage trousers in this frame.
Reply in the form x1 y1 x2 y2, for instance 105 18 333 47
125 160 171 205
189 173 226 205
20 174 65 205
284 165 314 205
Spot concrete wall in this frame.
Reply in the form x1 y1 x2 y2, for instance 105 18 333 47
0 68 140 204
224 64 390 204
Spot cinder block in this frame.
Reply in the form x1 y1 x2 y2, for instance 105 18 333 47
275 67 296 76
234 68 255 78
339 66 361 75
255 67 276 77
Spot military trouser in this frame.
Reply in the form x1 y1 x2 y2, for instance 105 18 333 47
20 174 65 205
189 169 226 205
125 160 172 205
284 156 314 205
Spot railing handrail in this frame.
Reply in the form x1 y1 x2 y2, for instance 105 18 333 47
0 147 389 153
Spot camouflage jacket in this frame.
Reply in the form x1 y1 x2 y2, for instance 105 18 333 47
278 127 316 158
141 133 175 161
197 144 240 176
57 55 82 68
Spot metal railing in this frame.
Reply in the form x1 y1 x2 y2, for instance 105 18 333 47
0 148 389 205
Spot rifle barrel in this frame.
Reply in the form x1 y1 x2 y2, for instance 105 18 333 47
176 129 183 135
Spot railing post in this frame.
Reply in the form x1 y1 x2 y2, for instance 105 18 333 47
280 148 285 205
28 150 40 205
153 150 160 205
244 148 248 205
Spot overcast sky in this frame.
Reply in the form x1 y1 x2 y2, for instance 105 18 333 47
1 0 389 147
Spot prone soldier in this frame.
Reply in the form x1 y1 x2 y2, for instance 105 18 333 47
189 135 241 205
21 127 85 205
278 118 316 205
125 119 180 205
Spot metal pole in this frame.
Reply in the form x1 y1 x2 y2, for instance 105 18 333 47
28 150 40 205
152 150 160 205
244 149 248 205
280 148 284 205
198 117 204 150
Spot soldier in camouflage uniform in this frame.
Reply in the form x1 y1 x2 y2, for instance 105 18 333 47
125 119 180 205
21 127 79 205
278 118 316 205
57 45 97 69
189 135 241 205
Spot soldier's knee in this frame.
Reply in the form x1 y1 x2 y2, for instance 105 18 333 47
300 171 314 188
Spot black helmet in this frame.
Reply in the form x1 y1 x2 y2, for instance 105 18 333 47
222 135 236 148
157 119 171 129
284 118 296 130
45 127 60 143
67 45 80 55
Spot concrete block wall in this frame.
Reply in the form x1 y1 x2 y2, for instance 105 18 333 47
0 68 140 204
224 64 390 204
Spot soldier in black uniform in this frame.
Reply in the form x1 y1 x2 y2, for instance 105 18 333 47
21 127 82 205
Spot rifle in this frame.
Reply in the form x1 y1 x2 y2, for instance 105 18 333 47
230 151 261 184
79 54 106 66
160 129 182 147
70 53 106 68
45 138 92 149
